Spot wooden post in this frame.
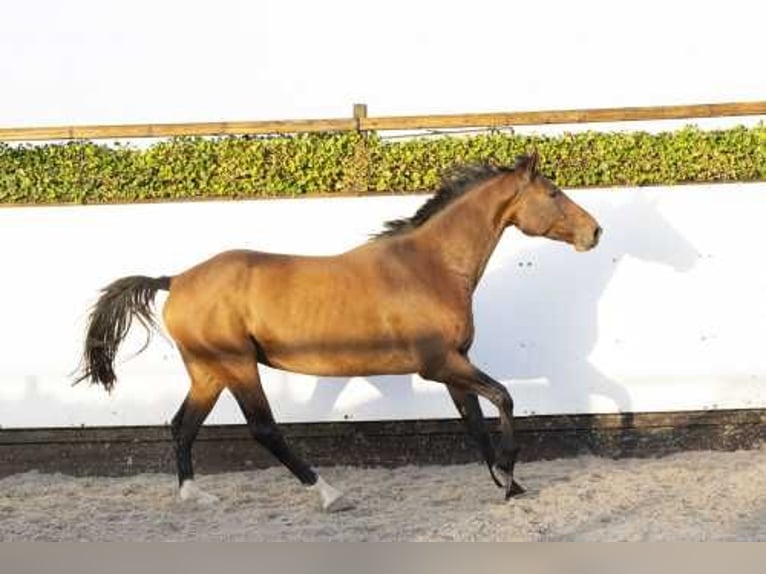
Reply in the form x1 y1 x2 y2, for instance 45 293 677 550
353 103 368 132
350 103 370 193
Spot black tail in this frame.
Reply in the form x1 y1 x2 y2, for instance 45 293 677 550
74 275 172 392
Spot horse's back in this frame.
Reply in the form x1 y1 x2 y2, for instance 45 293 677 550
162 248 368 352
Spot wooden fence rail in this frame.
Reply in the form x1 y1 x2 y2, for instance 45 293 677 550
0 100 764 142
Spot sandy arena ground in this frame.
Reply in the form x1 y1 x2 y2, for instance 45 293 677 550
1 444 764 541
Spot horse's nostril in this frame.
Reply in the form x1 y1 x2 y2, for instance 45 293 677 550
594 226 603 243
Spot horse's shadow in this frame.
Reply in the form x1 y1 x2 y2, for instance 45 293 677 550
473 191 698 419
303 191 698 427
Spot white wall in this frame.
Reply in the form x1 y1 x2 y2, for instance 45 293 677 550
1 1 764 127
2 1 764 429
1 184 765 428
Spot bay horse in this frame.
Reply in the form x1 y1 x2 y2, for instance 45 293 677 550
75 152 601 512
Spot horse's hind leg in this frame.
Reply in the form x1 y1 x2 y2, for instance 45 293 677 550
171 353 225 504
228 365 353 513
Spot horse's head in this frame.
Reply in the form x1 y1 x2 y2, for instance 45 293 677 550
504 152 602 252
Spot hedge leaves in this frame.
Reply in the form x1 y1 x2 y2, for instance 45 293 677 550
0 124 763 205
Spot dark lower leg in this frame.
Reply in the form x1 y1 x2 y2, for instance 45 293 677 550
482 382 524 498
250 421 317 485
170 394 217 486
448 387 503 488
433 354 524 498
231 385 317 486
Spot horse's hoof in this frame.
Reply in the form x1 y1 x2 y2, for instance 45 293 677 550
323 493 355 513
179 480 220 505
310 475 354 513
505 480 526 500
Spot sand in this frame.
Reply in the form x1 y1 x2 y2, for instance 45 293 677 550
1 444 764 541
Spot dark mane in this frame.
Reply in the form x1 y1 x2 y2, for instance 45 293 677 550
374 163 514 238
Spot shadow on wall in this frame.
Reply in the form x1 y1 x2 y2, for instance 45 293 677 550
472 191 699 416
305 191 699 421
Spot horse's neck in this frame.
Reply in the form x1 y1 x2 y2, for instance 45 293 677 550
413 190 505 291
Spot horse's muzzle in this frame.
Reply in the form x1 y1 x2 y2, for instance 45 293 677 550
592 225 603 247
575 225 602 252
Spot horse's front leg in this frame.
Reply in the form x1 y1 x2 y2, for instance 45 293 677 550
447 387 504 488
430 353 525 499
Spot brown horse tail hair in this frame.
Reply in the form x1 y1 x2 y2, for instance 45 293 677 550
74 275 172 392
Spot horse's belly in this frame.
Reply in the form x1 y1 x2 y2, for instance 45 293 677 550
259 343 422 377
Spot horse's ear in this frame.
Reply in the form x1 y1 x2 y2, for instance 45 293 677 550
527 150 539 176
516 151 540 179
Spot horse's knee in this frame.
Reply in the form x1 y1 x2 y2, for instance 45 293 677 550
503 393 514 414
494 390 513 415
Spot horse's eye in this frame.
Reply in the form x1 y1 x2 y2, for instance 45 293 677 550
548 189 558 198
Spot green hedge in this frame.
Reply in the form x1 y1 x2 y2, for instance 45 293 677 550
0 124 764 204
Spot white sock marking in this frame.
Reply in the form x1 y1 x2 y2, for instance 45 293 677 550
179 479 220 505
309 475 353 512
